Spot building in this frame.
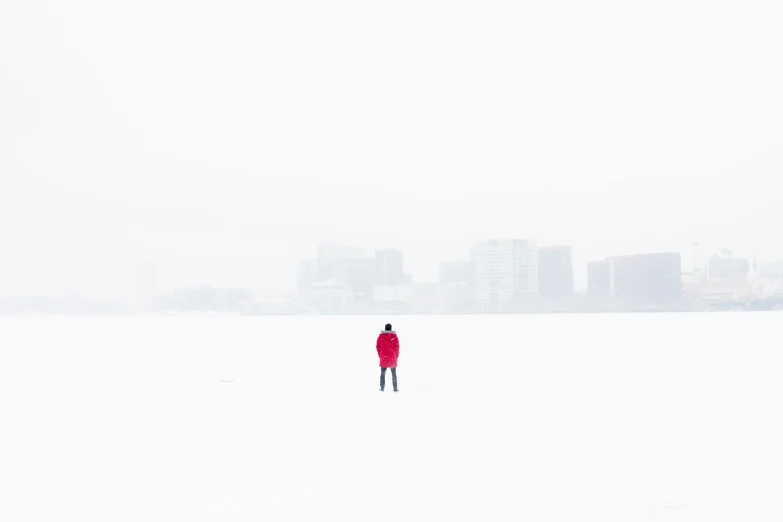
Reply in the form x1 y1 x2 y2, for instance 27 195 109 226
472 239 538 309
511 240 538 298
683 251 754 305
411 283 439 313
707 250 749 282
612 252 682 305
438 260 475 312
317 243 364 280
588 253 682 306
438 282 474 312
373 283 414 311
375 249 409 286
473 240 515 308
538 246 574 297
333 257 376 303
302 280 354 312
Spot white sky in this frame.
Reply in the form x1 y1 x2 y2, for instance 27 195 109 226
2 0 782 299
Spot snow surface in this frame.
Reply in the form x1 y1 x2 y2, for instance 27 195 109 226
1 313 782 521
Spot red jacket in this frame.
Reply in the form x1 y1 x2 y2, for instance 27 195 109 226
376 331 400 368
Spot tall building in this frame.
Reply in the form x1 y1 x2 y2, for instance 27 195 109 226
538 246 574 297
375 249 409 286
333 257 376 303
512 240 538 298
612 252 682 304
588 252 682 305
318 243 364 280
472 239 537 309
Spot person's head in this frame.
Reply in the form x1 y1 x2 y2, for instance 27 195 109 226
385 323 392 332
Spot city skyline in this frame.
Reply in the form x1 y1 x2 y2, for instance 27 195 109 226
0 235 776 303
283 238 780 314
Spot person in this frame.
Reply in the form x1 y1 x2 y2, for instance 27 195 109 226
376 323 399 392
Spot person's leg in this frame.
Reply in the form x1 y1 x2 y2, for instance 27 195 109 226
380 367 387 390
391 368 398 391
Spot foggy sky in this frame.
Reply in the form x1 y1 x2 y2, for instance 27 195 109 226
2 0 782 300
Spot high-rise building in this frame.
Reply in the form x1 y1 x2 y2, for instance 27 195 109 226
318 243 364 279
472 239 537 309
610 252 682 305
438 261 475 312
538 246 574 297
511 240 538 298
588 252 682 305
473 240 514 308
375 249 409 286
333 257 376 302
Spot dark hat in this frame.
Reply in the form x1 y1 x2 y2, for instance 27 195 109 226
384 323 392 331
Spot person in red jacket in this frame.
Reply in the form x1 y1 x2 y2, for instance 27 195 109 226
376 323 399 392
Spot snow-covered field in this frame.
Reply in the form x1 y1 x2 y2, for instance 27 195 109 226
1 313 782 521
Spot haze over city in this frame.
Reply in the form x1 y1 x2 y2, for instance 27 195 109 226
2 0 782 304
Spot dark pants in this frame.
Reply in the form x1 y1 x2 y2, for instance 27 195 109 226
380 368 398 391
